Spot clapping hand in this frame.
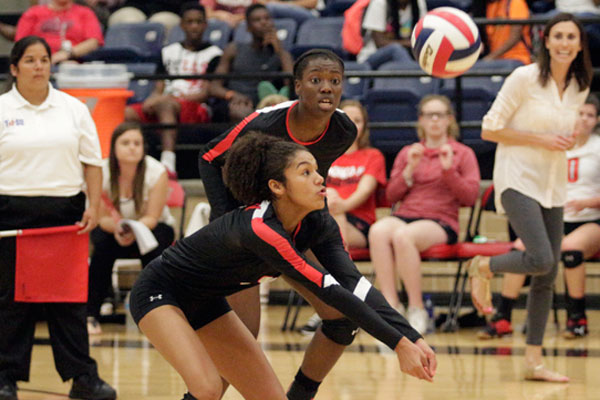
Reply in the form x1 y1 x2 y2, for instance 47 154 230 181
407 143 425 169
439 144 454 170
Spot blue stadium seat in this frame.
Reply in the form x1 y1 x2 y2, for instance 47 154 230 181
342 61 371 101
366 61 442 160
290 17 346 58
233 18 297 50
374 61 439 95
320 0 356 17
83 22 165 63
426 0 472 11
167 19 232 49
126 63 157 104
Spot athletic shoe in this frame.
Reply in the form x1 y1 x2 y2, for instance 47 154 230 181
69 375 116 400
563 318 588 339
407 306 429 335
477 318 513 339
0 380 17 400
298 313 321 336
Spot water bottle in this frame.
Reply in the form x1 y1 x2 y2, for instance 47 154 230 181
424 295 435 333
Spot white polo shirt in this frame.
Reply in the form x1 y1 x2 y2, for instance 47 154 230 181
482 64 589 213
0 84 102 197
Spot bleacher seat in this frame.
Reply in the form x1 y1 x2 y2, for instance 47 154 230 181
167 19 233 49
290 17 346 58
320 0 356 17
342 61 371 101
365 61 438 157
426 0 472 11
83 22 166 63
233 18 297 51
126 63 157 104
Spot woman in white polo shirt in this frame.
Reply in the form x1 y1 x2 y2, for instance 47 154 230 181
0 36 115 400
467 13 593 382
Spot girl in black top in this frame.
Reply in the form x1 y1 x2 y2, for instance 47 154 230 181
198 49 359 400
131 132 436 400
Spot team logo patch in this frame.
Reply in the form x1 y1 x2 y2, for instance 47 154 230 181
4 119 24 127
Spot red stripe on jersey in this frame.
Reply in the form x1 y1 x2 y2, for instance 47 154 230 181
429 9 475 43
432 36 454 76
245 204 260 211
202 112 260 162
286 101 331 145
251 218 323 287
568 157 579 183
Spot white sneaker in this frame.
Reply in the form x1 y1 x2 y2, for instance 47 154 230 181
407 306 429 335
298 313 321 335
395 303 406 316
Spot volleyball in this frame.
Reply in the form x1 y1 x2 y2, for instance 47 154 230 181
411 7 481 78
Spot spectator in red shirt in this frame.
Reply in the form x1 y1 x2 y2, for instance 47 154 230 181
201 0 254 27
326 100 387 249
15 0 104 64
369 95 480 335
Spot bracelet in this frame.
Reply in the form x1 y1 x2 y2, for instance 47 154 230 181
224 90 235 101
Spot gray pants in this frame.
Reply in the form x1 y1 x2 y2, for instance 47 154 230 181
490 189 563 346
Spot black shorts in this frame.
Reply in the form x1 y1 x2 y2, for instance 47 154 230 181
564 219 600 236
346 213 371 239
394 216 458 244
129 258 231 330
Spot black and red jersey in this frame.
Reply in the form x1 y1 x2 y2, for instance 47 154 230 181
198 100 357 220
158 201 421 349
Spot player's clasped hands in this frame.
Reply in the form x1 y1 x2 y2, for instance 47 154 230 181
395 337 437 382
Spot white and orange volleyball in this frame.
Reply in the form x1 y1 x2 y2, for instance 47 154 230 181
411 7 481 78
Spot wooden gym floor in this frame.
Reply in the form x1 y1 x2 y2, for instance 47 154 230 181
12 305 600 400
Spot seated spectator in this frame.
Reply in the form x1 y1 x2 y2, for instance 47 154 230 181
327 100 387 250
368 95 480 335
15 0 104 64
201 0 253 27
124 2 223 174
472 0 532 65
87 121 175 335
209 3 293 122
347 0 427 69
257 0 316 26
108 0 184 33
479 95 600 340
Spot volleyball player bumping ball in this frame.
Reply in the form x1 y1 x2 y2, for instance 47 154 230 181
198 49 434 400
130 132 436 400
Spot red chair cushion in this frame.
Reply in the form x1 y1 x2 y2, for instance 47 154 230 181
348 247 371 261
420 243 458 259
456 242 514 258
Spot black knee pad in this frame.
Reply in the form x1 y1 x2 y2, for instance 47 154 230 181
182 393 197 400
321 318 359 346
562 250 584 269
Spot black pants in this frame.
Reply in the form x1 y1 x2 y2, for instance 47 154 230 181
87 223 175 319
0 194 97 383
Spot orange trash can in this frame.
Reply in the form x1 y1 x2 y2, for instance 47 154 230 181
62 88 133 158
